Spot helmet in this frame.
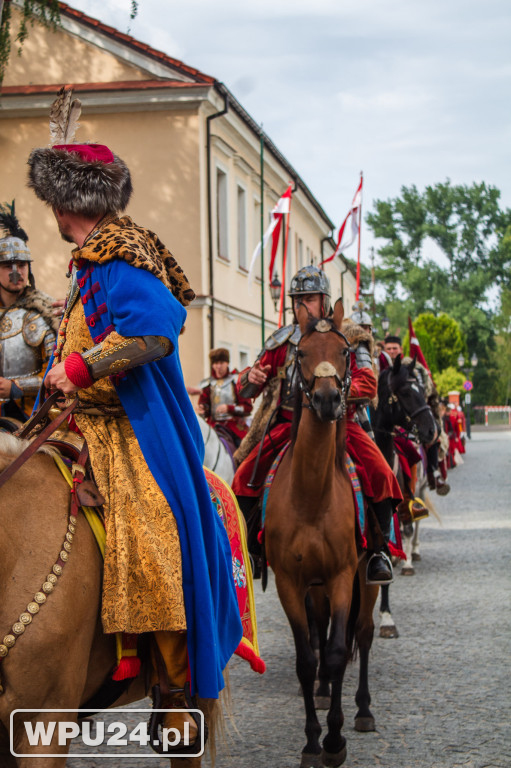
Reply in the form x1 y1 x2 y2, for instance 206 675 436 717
288 266 331 314
0 236 32 265
350 300 372 328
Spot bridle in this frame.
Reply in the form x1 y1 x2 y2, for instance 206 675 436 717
294 320 352 421
385 369 433 428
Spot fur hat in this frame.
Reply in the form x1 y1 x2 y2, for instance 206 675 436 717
209 347 230 364
27 144 132 218
384 335 402 346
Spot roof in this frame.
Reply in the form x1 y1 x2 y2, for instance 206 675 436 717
4 1 337 232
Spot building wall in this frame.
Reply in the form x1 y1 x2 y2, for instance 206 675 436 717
4 8 150 86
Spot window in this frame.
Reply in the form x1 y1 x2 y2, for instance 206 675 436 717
239 348 250 371
216 168 229 260
298 238 304 269
237 185 247 270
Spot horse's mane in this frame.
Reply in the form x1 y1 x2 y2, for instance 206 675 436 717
0 433 54 472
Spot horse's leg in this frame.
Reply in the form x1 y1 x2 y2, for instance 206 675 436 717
275 574 322 768
400 522 415 575
321 577 354 767
354 563 379 732
379 583 399 638
0 721 17 768
412 520 421 561
307 587 331 707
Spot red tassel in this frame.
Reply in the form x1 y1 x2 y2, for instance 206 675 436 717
112 656 141 681
235 641 266 674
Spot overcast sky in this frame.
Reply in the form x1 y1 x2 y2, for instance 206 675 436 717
83 0 510 268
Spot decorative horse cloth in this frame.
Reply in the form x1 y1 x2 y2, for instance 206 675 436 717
261 442 405 560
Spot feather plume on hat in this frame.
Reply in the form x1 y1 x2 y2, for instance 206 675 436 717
48 86 82 146
28 86 132 217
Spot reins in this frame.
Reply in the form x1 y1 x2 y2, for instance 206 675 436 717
0 392 79 490
295 322 352 419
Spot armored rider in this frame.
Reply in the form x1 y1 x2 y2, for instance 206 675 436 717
0 202 57 421
198 347 252 453
233 265 402 585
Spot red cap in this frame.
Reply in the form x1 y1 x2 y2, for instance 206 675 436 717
53 143 115 164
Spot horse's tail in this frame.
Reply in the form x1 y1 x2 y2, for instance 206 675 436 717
346 569 360 662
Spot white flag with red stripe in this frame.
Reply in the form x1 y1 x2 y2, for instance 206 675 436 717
321 175 363 265
248 185 292 287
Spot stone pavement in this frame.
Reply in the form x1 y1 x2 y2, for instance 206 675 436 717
67 431 511 768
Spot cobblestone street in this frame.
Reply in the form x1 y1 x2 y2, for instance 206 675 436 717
68 429 511 768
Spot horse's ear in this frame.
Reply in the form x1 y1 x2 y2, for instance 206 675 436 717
332 298 344 330
409 355 416 373
296 302 310 334
393 354 402 374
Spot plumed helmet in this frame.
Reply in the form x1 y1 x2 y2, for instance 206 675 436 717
0 201 32 265
350 300 372 328
288 266 331 314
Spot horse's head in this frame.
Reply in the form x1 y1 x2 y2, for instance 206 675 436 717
295 298 351 422
379 355 437 444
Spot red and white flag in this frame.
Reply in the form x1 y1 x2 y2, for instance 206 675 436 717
248 185 292 287
321 175 363 265
408 316 433 380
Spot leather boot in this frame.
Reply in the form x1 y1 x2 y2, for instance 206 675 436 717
151 631 198 746
366 499 394 585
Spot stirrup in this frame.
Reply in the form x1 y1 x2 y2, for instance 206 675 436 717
366 552 394 586
148 681 206 755
409 497 429 522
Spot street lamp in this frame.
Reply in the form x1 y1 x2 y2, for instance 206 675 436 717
457 353 478 439
381 316 390 336
269 272 282 312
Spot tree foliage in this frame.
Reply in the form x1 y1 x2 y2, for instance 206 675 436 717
366 180 511 404
435 367 466 398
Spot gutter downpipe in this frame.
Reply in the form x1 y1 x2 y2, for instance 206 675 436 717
206 85 229 350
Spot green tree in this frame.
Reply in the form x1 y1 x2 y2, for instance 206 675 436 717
366 180 511 404
435 367 466 398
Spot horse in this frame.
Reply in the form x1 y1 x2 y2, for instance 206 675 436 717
0 429 227 768
198 417 235 484
372 355 437 638
265 299 379 768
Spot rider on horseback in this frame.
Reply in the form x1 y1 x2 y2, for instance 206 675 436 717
0 203 58 421
198 347 252 453
384 335 450 496
233 265 402 585
27 123 242 742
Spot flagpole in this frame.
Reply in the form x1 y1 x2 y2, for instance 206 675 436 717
278 195 292 328
260 129 265 346
356 170 363 301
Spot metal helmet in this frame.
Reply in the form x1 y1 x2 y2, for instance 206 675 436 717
350 300 372 328
288 266 331 314
0 236 32 265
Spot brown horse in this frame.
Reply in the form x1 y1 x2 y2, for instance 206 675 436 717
0 432 211 768
265 299 379 768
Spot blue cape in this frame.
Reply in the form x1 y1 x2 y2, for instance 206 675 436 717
74 258 242 698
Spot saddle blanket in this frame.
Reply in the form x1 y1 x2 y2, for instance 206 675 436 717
52 454 265 679
261 441 405 560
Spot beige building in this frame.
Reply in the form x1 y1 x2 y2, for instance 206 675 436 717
1 0 356 388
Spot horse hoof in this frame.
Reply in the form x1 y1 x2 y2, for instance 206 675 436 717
401 566 415 576
412 552 421 561
320 745 347 766
354 716 375 732
300 753 322 768
379 625 399 639
314 695 330 710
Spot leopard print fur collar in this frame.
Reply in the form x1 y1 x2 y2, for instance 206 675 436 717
72 216 195 307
